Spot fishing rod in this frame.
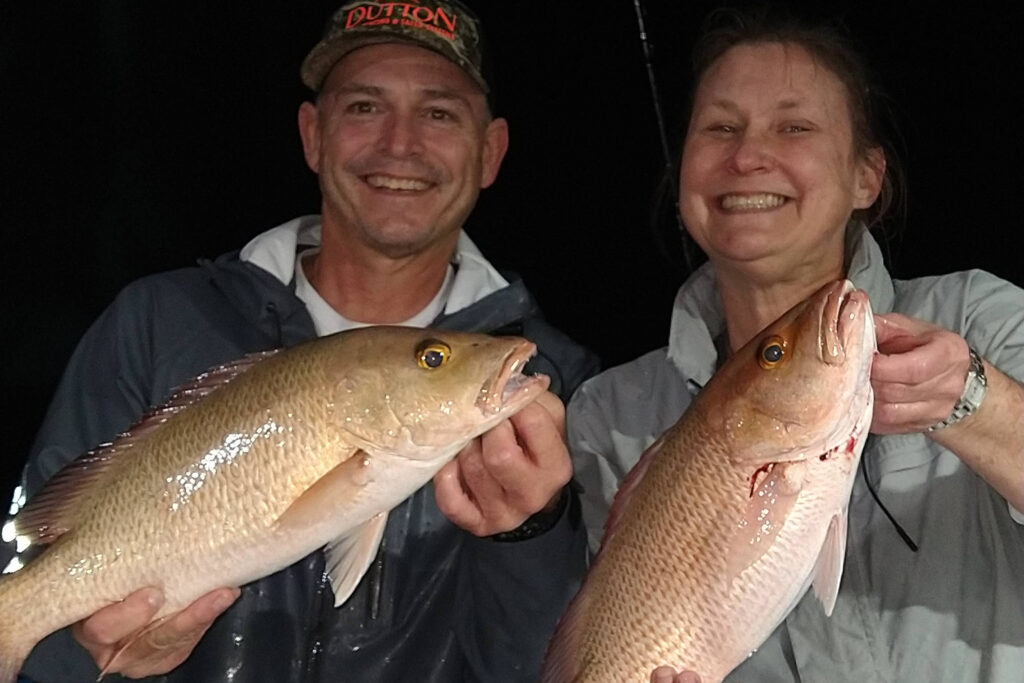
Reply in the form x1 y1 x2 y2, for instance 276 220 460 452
631 0 696 274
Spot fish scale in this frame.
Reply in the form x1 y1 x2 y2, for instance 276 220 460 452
544 280 875 683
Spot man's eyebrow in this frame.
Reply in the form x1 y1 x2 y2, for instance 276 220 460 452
421 88 475 108
328 84 474 108
332 84 384 97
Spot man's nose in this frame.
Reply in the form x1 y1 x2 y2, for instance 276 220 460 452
378 110 423 156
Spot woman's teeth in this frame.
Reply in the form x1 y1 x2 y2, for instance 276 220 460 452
720 193 786 210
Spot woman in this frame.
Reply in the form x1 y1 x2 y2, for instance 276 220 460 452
569 9 1024 683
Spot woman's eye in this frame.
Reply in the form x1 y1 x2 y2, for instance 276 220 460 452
708 124 737 134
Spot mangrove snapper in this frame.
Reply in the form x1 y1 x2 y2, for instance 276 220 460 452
0 326 548 681
544 280 875 683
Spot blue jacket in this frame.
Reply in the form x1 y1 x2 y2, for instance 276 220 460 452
5 247 600 683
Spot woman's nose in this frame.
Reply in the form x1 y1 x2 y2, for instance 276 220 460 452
727 131 776 174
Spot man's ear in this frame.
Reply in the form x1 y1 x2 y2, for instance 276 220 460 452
479 117 509 189
298 101 322 173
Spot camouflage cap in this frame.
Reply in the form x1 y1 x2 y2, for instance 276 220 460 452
300 0 489 94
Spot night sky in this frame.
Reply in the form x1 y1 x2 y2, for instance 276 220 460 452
2 0 1022 494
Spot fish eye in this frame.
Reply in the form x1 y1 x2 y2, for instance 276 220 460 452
758 336 786 369
416 339 452 370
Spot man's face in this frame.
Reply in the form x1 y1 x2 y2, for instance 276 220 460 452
299 43 507 260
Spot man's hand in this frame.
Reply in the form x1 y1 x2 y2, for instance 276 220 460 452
71 586 239 678
870 312 972 434
434 390 572 536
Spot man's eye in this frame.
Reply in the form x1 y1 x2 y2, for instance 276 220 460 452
347 102 376 114
427 108 454 121
782 124 811 134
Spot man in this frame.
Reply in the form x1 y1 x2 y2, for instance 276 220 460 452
2 2 598 680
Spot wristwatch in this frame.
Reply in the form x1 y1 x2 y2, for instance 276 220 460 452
928 347 987 431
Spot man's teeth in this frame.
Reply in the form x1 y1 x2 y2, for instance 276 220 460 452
720 193 786 210
366 175 431 191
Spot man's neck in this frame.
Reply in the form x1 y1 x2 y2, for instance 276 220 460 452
303 234 456 325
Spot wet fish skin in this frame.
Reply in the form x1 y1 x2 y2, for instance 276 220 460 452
0 326 548 682
544 280 875 683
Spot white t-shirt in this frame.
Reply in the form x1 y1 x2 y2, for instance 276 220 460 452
239 215 509 336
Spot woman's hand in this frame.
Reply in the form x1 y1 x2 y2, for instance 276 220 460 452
871 312 1024 511
870 312 972 434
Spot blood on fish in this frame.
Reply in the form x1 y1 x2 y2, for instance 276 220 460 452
749 463 776 498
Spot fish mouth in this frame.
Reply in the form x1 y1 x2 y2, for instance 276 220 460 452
476 341 550 415
819 280 874 366
812 280 876 456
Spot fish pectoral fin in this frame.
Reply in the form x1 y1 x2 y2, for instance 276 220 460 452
811 511 848 617
324 512 388 607
274 449 371 532
724 462 802 581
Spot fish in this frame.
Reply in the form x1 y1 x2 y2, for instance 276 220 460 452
543 279 876 683
0 325 549 682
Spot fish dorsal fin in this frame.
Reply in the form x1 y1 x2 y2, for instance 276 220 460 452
325 512 389 607
154 348 279 411
540 574 596 683
12 349 280 545
11 448 122 545
811 511 848 616
543 436 669 683
598 433 667 553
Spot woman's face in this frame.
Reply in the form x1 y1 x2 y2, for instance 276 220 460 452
679 42 883 280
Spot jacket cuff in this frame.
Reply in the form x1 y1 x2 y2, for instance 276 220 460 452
489 485 570 543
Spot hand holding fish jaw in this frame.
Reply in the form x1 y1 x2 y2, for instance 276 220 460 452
71 586 240 678
870 313 972 434
434 390 572 536
872 313 1024 513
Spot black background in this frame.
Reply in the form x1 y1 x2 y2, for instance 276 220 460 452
2 1 1022 496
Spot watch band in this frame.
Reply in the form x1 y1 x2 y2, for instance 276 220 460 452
927 347 987 431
